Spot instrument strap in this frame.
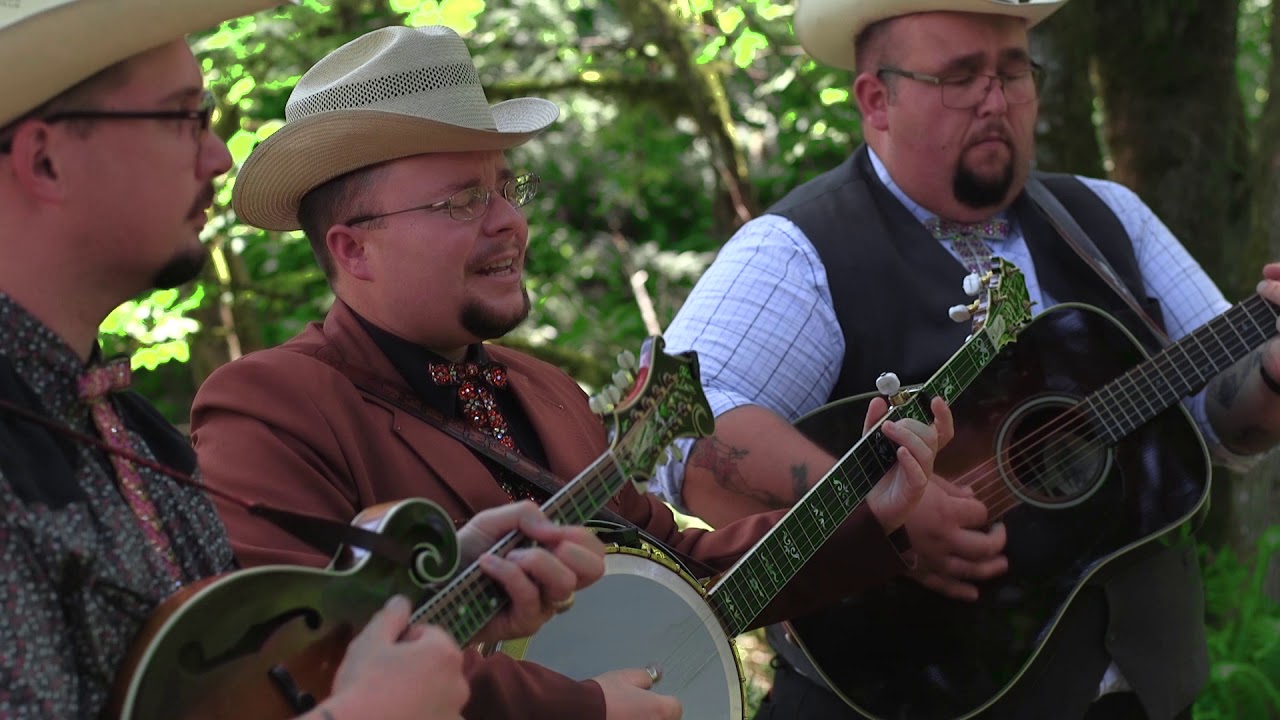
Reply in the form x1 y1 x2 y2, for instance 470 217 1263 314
1025 177 1171 348
315 350 722 580
0 396 416 566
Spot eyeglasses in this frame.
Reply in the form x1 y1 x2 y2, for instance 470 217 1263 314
876 63 1045 109
344 173 541 225
0 90 217 153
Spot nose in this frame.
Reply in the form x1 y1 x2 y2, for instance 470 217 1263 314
200 129 234 179
481 187 527 238
975 76 1010 115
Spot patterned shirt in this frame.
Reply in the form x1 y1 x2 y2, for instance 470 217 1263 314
0 294 233 718
651 147 1244 509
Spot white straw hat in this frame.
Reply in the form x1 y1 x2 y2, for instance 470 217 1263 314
233 25 560 231
0 0 292 128
794 0 1068 71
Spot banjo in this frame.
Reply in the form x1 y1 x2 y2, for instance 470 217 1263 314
494 259 1033 718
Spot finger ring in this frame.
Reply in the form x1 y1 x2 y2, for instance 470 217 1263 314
551 592 575 614
645 664 663 684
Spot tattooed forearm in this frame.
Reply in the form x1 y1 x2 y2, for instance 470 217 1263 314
1226 425 1271 450
687 437 790 508
790 463 810 503
1211 350 1262 411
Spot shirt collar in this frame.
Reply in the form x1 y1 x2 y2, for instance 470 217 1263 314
354 313 488 415
0 292 101 418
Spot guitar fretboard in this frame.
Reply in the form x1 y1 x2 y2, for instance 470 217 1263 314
412 453 627 643
1086 295 1280 442
705 323 1007 636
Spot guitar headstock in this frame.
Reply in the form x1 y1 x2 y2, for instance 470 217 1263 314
949 257 1033 352
590 337 714 492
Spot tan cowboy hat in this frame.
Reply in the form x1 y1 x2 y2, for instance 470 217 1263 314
233 25 560 231
794 0 1069 71
0 0 292 128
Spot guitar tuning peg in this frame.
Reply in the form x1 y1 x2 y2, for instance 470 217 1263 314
588 394 608 415
669 444 684 462
617 350 638 371
949 303 973 323
605 385 623 406
875 372 901 398
963 273 983 297
612 369 632 388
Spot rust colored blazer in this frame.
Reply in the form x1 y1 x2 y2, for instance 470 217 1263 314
191 300 906 720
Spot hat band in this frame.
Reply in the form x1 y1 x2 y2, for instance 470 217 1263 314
287 61 483 120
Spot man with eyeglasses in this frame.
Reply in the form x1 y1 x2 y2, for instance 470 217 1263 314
0 3 613 719
189 23 962 720
649 1 1280 719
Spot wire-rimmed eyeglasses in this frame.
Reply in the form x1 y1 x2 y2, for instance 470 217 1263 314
344 173 541 225
876 63 1045 110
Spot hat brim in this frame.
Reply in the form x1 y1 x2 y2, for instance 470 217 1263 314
795 0 1067 71
232 97 559 231
0 0 290 128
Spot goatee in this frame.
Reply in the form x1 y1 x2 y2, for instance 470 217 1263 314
953 160 1014 209
150 247 208 290
461 288 532 340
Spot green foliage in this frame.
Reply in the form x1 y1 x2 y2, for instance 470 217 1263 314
99 288 203 369
1195 528 1280 719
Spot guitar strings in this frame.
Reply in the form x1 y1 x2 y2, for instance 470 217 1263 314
944 297 1276 520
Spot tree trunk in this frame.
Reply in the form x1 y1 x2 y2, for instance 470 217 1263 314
1030 0 1104 177
1093 0 1250 295
1093 0 1278 576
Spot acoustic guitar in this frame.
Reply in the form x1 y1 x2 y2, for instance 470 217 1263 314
785 292 1279 719
109 336 713 719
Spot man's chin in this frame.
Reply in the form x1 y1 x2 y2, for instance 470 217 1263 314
150 249 208 290
461 292 532 341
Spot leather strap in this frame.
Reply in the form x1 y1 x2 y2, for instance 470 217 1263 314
316 351 574 505
0 397 417 566
1025 177 1171 348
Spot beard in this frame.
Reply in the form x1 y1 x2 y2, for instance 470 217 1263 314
460 286 531 340
953 156 1015 209
149 246 208 290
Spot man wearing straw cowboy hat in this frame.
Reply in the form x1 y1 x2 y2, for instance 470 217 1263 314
651 0 1280 718
0 3 608 718
189 22 964 720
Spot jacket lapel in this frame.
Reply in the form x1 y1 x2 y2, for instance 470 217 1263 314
320 301 512 515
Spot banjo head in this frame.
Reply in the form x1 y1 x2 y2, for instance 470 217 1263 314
496 546 746 718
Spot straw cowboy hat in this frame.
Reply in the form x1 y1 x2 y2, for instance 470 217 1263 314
233 25 560 231
0 0 291 128
794 0 1069 71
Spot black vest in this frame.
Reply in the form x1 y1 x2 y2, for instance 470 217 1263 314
765 146 1205 719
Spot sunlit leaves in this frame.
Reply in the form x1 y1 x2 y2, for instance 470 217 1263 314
818 87 849 105
392 0 486 32
717 6 744 33
99 288 205 371
731 29 767 68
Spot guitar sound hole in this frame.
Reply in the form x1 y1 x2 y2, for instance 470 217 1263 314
997 395 1111 509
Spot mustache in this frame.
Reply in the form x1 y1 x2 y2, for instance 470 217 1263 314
966 122 1013 148
188 184 216 219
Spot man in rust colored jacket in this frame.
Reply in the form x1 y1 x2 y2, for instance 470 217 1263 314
192 25 957 720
